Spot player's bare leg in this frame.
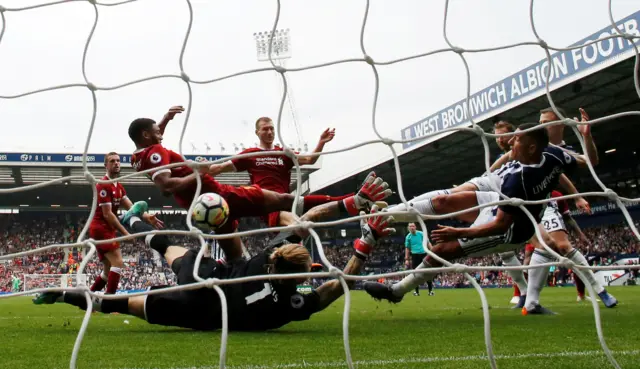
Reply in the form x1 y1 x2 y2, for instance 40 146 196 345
265 172 392 239
264 172 390 213
364 191 489 303
388 190 482 224
103 248 124 294
391 184 528 300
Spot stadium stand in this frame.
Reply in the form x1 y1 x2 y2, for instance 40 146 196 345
1 211 637 293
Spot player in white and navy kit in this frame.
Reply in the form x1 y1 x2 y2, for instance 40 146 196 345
363 123 589 309
484 107 616 311
520 107 618 311
390 121 531 305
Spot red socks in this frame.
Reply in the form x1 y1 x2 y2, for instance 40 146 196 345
90 273 107 292
303 194 354 213
575 272 586 296
105 267 122 294
513 284 520 297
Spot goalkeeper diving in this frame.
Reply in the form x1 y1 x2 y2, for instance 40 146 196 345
33 175 395 331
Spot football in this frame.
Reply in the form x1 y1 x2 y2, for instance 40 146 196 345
191 192 229 232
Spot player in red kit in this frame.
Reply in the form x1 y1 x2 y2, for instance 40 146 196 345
128 112 392 255
89 152 164 294
204 117 352 228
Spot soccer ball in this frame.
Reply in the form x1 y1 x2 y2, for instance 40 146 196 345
191 193 229 232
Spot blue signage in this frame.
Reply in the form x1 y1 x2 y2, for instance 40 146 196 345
0 153 227 166
401 10 640 149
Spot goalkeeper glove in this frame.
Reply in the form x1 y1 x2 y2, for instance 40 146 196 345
354 204 395 258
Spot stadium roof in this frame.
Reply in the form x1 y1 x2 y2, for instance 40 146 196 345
314 12 640 202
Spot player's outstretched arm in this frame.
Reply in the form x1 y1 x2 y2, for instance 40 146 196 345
562 213 589 244
575 108 599 167
312 206 394 312
153 171 199 194
558 174 591 214
431 208 514 243
101 204 130 237
489 150 513 172
205 160 237 177
298 128 335 165
157 105 184 135
552 143 593 169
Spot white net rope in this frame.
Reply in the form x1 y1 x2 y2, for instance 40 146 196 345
0 0 639 368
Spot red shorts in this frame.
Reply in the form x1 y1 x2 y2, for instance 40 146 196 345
261 211 281 228
525 243 535 253
177 184 266 218
89 227 120 261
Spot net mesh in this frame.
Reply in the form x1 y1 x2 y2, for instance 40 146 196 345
0 0 639 368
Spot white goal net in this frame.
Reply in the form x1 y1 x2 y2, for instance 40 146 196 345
0 1 639 369
23 274 89 293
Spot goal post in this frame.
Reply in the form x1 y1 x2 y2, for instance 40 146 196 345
23 274 89 293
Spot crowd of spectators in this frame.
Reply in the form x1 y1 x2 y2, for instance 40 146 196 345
1 212 638 293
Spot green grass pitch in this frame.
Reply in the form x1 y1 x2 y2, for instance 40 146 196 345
0 286 638 369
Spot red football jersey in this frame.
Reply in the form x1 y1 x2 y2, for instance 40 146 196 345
551 190 570 214
232 147 294 194
131 144 222 208
90 175 128 231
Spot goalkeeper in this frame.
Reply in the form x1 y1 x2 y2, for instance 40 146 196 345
11 275 20 292
33 205 394 331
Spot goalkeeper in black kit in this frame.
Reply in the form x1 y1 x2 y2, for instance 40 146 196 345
34 204 394 332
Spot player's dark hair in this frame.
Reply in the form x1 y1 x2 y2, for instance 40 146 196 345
128 118 156 144
268 243 312 276
104 151 118 167
493 120 515 132
517 123 549 153
255 117 272 131
540 106 567 120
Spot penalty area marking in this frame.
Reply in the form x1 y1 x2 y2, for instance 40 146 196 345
126 349 640 369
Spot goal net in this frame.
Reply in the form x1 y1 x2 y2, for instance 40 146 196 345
23 274 89 293
0 1 639 369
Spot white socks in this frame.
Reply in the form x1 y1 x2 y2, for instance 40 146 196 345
391 261 435 297
566 249 604 294
412 189 450 202
129 216 141 227
387 189 450 222
524 249 553 310
499 252 527 296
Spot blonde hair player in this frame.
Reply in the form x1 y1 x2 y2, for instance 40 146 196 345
33 205 395 332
